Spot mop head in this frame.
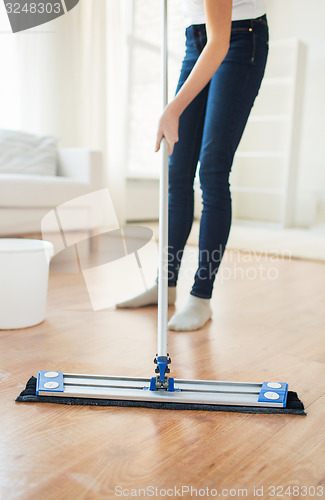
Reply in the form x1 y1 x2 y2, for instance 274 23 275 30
16 377 306 415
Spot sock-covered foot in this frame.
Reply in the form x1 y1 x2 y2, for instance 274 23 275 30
115 283 176 308
168 295 212 331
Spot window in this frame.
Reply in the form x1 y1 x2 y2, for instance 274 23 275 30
126 0 184 177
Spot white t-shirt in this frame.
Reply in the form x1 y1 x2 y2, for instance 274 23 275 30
183 0 266 27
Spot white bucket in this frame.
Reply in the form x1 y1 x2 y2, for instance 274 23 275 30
0 239 54 329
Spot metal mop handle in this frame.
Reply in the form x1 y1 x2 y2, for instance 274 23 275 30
157 0 168 358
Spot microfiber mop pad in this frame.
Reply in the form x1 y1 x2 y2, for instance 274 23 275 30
16 377 306 415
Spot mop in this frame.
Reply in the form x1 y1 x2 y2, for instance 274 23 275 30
16 0 305 415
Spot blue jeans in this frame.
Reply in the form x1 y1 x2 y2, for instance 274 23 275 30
168 15 269 298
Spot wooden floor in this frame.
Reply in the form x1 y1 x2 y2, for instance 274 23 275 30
1 246 325 500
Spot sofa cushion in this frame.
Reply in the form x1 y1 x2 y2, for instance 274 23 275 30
0 173 92 207
0 129 59 176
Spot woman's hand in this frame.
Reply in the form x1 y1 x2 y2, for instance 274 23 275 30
155 0 231 156
155 102 180 156
155 0 231 157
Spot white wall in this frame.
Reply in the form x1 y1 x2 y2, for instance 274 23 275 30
265 0 325 224
127 0 325 227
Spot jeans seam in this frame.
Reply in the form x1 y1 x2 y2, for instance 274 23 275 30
181 104 203 261
170 65 208 285
254 16 267 26
184 88 207 233
251 32 256 63
232 28 252 32
190 290 211 299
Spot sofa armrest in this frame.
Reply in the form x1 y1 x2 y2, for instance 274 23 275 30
57 148 103 188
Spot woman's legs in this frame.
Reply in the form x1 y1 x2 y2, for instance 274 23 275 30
116 26 208 309
167 77 209 287
169 17 269 329
117 18 269 328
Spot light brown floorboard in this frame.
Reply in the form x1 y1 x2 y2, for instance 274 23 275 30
0 247 324 499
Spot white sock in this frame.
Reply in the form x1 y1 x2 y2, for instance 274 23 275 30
115 283 176 308
168 295 212 331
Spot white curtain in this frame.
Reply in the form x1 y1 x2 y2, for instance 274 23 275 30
0 3 23 129
0 0 130 223
105 0 131 224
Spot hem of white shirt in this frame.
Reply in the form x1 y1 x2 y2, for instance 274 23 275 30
184 8 266 28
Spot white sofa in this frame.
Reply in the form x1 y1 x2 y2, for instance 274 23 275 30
0 148 104 236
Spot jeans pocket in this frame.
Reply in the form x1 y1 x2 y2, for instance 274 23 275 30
254 15 268 26
195 30 207 52
229 29 256 64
